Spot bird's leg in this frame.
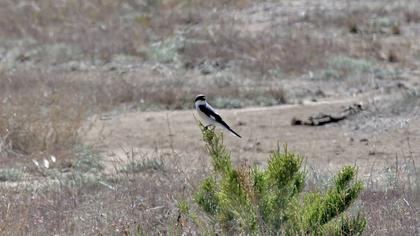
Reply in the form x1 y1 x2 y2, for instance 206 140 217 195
204 124 215 130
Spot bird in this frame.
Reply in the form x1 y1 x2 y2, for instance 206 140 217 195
194 94 241 138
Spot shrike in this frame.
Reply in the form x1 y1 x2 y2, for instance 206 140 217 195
194 94 241 138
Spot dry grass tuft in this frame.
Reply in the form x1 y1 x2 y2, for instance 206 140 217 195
0 71 86 158
362 188 419 235
183 28 341 75
0 0 418 234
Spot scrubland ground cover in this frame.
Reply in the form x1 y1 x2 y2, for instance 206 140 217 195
0 0 419 235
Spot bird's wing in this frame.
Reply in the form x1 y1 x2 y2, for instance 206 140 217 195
198 104 222 121
198 104 241 138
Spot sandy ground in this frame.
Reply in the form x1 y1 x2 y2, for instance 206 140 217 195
86 94 420 186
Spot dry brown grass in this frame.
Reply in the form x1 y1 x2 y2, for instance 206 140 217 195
362 188 419 235
0 71 85 161
0 0 249 64
0 147 205 235
0 68 155 159
0 146 417 235
0 0 418 234
182 29 343 75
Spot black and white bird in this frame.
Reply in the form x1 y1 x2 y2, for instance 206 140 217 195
194 94 241 138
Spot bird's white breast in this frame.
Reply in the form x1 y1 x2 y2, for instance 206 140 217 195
195 101 216 125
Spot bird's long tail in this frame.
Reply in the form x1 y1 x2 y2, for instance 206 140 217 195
218 120 241 138
227 127 241 138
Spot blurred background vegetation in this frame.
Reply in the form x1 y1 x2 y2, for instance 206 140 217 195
0 0 418 235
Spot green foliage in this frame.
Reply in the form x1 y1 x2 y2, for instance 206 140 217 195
298 166 364 234
202 126 233 175
337 213 367 236
57 146 105 188
212 97 244 109
316 56 374 80
195 177 219 215
74 145 104 173
148 35 185 64
0 168 23 182
328 56 373 74
190 124 366 235
119 159 164 173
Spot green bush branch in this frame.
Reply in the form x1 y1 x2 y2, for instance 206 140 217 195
190 124 366 235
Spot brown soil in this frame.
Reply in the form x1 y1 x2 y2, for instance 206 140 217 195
86 94 420 184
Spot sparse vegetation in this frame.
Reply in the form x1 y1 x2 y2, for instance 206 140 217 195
73 145 104 174
315 56 374 80
0 168 23 182
120 159 164 173
0 0 418 235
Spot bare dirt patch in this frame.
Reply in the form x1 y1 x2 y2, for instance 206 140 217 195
86 94 420 182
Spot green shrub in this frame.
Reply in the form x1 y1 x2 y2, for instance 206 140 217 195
328 56 373 74
188 124 366 235
212 97 244 109
119 159 164 173
316 56 374 80
0 168 23 182
148 35 185 64
74 145 104 173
